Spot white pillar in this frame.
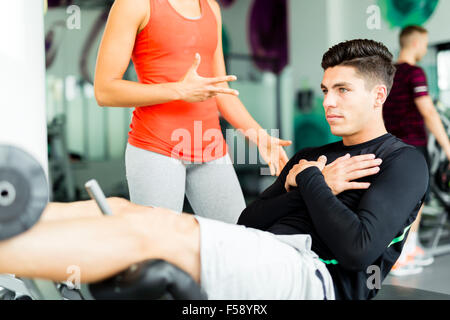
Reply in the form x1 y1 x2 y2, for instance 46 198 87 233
0 0 48 176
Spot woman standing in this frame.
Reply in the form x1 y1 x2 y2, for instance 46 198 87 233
94 0 291 223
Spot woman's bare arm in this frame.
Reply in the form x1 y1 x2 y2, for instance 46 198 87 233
94 0 238 108
94 0 179 107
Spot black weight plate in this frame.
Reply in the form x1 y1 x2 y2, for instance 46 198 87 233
0 145 48 240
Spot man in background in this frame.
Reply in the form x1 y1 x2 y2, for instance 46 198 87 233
383 25 450 276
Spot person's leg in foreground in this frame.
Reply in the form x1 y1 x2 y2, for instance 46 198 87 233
0 202 201 284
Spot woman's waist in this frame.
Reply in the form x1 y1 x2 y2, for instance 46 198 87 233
133 98 219 118
128 113 226 158
131 103 223 133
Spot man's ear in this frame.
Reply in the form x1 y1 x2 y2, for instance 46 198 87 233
374 85 388 108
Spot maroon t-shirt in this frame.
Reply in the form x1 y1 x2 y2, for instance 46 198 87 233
383 63 429 147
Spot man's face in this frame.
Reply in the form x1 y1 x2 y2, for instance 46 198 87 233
321 66 377 138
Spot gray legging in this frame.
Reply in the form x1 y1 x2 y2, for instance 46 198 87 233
125 143 246 224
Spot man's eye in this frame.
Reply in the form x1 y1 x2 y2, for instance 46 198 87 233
339 88 348 93
322 90 328 95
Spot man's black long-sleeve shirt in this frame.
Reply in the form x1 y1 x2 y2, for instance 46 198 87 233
237 134 429 300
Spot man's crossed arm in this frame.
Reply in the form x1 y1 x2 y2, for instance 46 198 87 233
238 148 428 271
238 152 382 231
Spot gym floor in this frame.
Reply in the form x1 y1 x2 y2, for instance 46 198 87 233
384 204 450 295
384 253 450 295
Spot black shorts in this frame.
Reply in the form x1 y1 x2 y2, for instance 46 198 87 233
415 146 430 202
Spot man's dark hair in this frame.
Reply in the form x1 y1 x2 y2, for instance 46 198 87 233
400 25 428 48
321 39 396 94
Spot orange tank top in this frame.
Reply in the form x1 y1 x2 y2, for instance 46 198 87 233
129 0 227 163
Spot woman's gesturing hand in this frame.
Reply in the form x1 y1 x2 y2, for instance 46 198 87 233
177 53 239 103
257 133 292 176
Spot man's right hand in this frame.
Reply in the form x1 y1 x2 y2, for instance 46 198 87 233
322 154 383 195
176 53 239 103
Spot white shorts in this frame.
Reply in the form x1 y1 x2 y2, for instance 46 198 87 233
195 216 335 300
